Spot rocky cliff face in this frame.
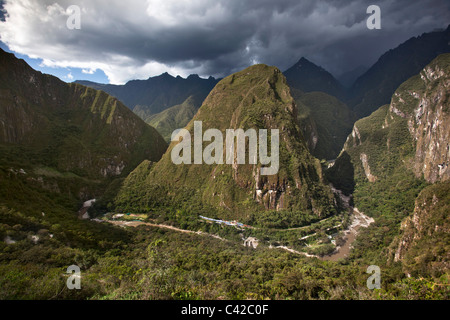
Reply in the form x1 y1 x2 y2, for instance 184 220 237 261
343 53 450 185
393 181 449 277
340 54 450 278
408 61 450 183
384 54 450 183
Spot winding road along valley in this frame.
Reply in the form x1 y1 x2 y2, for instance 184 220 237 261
98 205 374 262
88 186 374 262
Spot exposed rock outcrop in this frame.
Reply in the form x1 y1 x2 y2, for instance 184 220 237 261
359 153 377 182
344 53 450 184
409 62 450 183
393 181 450 277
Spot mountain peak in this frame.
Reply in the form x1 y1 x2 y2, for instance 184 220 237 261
284 57 345 99
116 63 336 218
187 74 200 80
296 57 313 65
349 26 450 117
155 72 174 80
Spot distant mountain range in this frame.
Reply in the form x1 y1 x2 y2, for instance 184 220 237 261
0 26 449 300
77 73 218 116
76 74 218 142
348 25 450 117
77 26 450 160
282 25 450 120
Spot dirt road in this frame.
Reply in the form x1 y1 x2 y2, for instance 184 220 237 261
107 220 227 241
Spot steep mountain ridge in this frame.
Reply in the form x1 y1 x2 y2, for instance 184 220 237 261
0 48 167 179
77 74 218 144
146 95 199 142
77 73 218 120
0 49 170 288
336 53 450 278
344 53 449 184
349 26 450 117
116 64 337 222
292 89 357 160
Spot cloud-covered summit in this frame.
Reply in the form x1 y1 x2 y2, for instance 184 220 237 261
0 0 448 84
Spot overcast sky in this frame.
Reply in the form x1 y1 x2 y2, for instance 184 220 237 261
0 0 448 84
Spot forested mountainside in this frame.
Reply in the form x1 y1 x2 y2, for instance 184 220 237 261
77 74 218 143
291 89 357 160
0 49 167 180
330 53 450 281
115 64 338 223
0 50 448 300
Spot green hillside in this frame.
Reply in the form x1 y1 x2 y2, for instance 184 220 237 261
1 51 448 301
0 47 167 252
293 90 357 160
0 49 167 180
147 96 199 142
0 49 169 299
116 64 338 223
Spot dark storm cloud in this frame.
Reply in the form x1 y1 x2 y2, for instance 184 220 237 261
0 1 5 21
0 0 448 83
